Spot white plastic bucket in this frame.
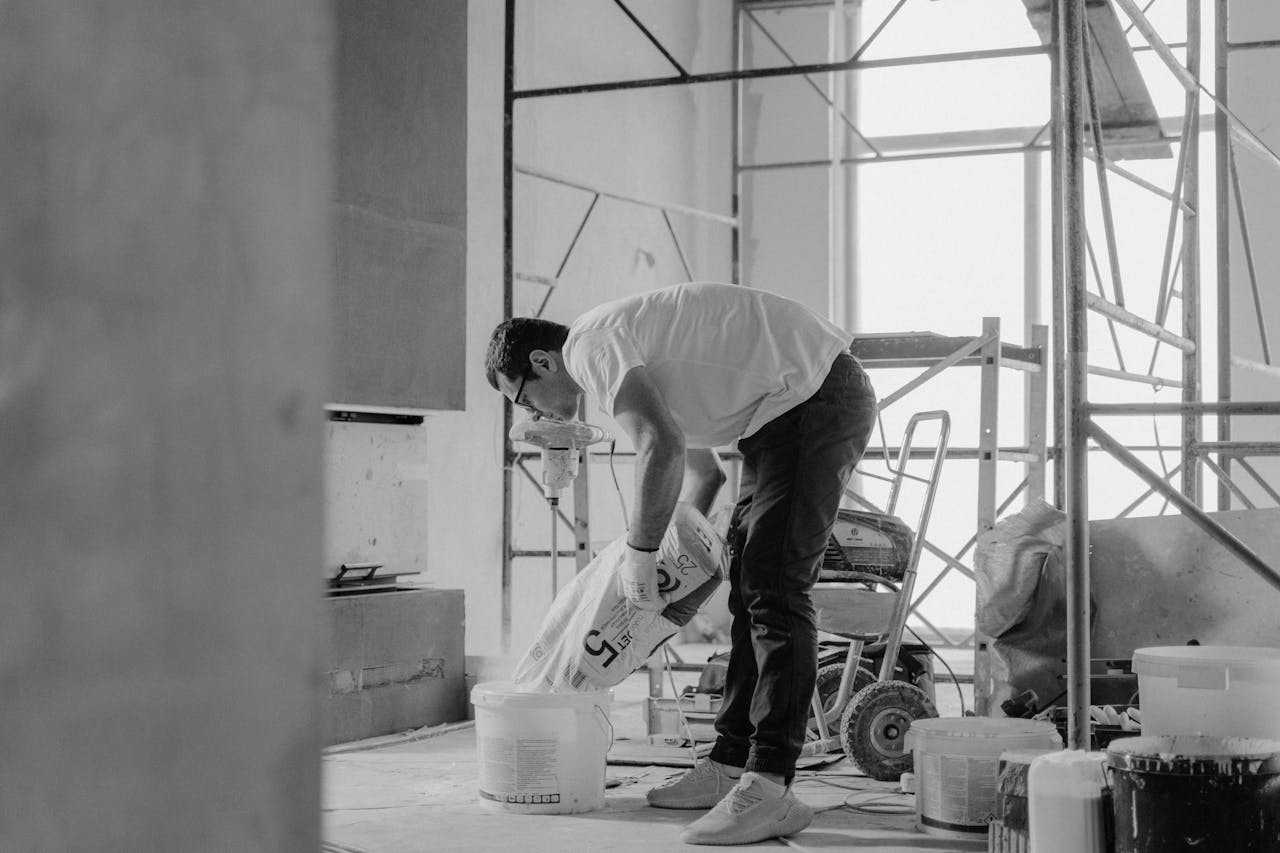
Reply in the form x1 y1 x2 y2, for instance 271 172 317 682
906 717 1062 839
470 681 613 814
1134 646 1280 740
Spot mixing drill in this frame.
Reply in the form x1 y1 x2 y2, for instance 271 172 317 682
509 418 612 595
509 418 612 500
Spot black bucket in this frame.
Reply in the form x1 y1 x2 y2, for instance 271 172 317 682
1106 735 1280 853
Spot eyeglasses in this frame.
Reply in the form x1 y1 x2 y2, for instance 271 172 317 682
512 367 536 414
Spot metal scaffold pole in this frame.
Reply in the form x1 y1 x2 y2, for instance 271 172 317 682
501 0 516 653
1215 0 1232 511
1057 0 1091 752
1182 0 1203 505
1050 0 1066 511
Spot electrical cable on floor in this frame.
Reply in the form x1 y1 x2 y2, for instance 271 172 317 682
794 772 915 815
661 643 702 765
792 776 866 813
842 791 915 815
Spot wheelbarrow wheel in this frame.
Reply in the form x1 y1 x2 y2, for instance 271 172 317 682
807 663 875 742
840 680 937 781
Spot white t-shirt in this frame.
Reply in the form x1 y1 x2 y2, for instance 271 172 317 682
562 282 853 448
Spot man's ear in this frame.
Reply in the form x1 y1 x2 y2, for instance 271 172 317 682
529 349 557 375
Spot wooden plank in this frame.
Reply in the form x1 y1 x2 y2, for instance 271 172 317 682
1020 0 1171 160
852 332 1042 369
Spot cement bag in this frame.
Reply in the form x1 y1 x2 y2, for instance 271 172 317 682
975 499 1095 711
512 502 726 693
975 499 1068 638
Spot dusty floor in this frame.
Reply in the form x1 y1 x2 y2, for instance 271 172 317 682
323 645 985 853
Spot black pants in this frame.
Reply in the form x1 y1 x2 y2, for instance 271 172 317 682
708 351 876 782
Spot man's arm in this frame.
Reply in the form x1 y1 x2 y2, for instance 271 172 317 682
682 448 726 517
611 365 685 550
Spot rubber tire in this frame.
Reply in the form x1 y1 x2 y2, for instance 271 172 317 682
807 663 875 742
840 680 937 781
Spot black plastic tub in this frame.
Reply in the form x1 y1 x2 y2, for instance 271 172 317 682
1106 735 1280 853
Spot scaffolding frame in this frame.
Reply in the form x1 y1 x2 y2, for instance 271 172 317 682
500 2 1280 738
1053 0 1280 747
501 0 1057 657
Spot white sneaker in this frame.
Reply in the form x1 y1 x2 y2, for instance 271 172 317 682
680 772 813 846
646 759 743 810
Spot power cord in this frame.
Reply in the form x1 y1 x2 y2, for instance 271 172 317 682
793 775 916 816
607 439 630 529
660 644 702 765
905 625 967 717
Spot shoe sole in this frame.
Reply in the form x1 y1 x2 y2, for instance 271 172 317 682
646 792 726 810
680 801 814 845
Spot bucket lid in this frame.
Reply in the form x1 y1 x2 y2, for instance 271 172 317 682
1106 734 1280 776
998 748 1058 767
470 681 612 708
1133 646 1280 684
909 717 1059 738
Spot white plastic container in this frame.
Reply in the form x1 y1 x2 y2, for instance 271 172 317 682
1133 646 1280 740
471 681 613 814
1027 750 1108 853
906 717 1062 839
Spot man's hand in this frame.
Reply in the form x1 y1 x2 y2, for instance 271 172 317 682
619 544 665 611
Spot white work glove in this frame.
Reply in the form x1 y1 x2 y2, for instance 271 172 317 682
619 543 665 612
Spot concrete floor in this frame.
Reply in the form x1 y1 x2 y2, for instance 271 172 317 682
323 645 984 853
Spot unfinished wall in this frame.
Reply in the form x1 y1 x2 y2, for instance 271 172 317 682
419 0 510 657
0 1 331 849
332 0 467 411
323 2 509 660
511 2 735 321
322 2 499 669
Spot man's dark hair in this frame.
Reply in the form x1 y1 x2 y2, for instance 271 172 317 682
484 317 570 390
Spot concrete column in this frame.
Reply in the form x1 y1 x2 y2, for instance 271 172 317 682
0 2 332 850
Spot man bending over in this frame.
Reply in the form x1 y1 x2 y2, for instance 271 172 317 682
484 282 876 846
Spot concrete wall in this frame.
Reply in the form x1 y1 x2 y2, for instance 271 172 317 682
322 0 508 659
511 2 735 323
323 1 505 662
421 0 509 657
332 0 467 411
323 589 466 745
0 1 331 850
740 4 852 319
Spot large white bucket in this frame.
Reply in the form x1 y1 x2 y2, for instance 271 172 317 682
1133 645 1280 740
471 681 613 814
906 717 1061 839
